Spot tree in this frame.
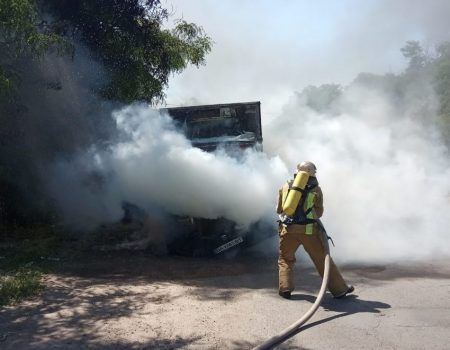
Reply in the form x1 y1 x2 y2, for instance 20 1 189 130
400 40 427 73
43 0 212 103
0 0 65 96
432 42 450 144
0 0 212 226
433 42 450 112
296 84 342 113
1 0 212 103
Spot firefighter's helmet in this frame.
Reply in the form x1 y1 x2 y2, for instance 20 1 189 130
297 161 317 177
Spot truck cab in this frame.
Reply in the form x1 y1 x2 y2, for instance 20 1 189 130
162 102 270 256
162 101 263 153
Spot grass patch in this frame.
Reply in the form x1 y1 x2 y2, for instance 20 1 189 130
0 222 132 306
0 225 69 306
0 268 42 306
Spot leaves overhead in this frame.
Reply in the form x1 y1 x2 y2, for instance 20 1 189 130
0 0 64 55
0 0 66 95
0 0 212 225
0 0 212 102
43 0 212 103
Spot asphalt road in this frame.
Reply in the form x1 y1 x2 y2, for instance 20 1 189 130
1 252 449 349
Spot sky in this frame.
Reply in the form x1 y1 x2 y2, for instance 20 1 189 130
162 0 450 116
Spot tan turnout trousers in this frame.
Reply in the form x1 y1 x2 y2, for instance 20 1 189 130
277 180 349 297
278 223 349 296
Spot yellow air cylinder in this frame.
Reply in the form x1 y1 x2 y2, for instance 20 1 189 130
282 171 310 216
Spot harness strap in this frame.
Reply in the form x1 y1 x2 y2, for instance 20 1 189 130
291 186 305 193
304 207 313 216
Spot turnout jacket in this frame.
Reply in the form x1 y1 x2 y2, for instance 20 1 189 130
276 179 324 221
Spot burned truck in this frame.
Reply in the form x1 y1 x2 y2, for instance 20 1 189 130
161 101 270 256
163 101 263 153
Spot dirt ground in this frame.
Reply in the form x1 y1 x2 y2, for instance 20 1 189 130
1 250 450 350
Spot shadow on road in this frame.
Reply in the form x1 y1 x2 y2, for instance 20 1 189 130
55 252 342 295
289 293 391 330
343 261 450 281
0 273 201 349
1 250 446 349
247 294 391 350
48 251 450 303
0 334 200 350
61 250 450 279
230 339 310 350
290 293 390 314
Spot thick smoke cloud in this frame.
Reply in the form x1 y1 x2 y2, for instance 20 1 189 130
264 85 450 263
17 1 450 265
48 81 450 264
155 0 450 263
0 41 117 221
47 105 288 229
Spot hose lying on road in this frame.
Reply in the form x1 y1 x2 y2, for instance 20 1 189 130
252 221 331 350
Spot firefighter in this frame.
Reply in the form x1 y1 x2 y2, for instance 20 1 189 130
276 161 354 299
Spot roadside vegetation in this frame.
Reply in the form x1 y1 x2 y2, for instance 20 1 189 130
296 40 450 148
0 226 69 306
0 0 212 230
0 266 42 306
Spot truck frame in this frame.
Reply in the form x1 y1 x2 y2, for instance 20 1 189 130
162 101 271 256
162 101 263 152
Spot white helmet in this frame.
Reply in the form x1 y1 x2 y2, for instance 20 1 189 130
297 161 317 177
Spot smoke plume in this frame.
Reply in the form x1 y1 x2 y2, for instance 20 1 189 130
0 40 117 222
264 84 450 263
47 79 450 264
33 43 449 264
2 1 448 266
47 105 288 229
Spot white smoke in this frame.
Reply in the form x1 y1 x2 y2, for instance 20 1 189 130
264 86 450 263
48 104 288 229
48 86 450 263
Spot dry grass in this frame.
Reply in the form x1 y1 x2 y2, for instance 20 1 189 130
0 268 42 306
0 226 67 306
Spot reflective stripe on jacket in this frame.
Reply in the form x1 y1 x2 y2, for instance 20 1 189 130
276 180 324 234
305 191 316 234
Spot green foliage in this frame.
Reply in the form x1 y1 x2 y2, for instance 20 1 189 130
172 20 213 66
0 0 66 94
0 65 12 95
0 268 42 306
301 40 450 145
45 0 212 103
296 84 342 113
353 72 402 93
0 0 212 226
1 1 212 102
0 246 44 306
352 41 450 143
1 0 46 54
0 226 65 305
401 40 428 72
0 0 65 53
433 42 450 111
433 42 450 141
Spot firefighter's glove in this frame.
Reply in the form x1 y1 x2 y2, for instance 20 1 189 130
278 214 293 226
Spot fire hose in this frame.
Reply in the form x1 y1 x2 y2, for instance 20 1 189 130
252 220 331 350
